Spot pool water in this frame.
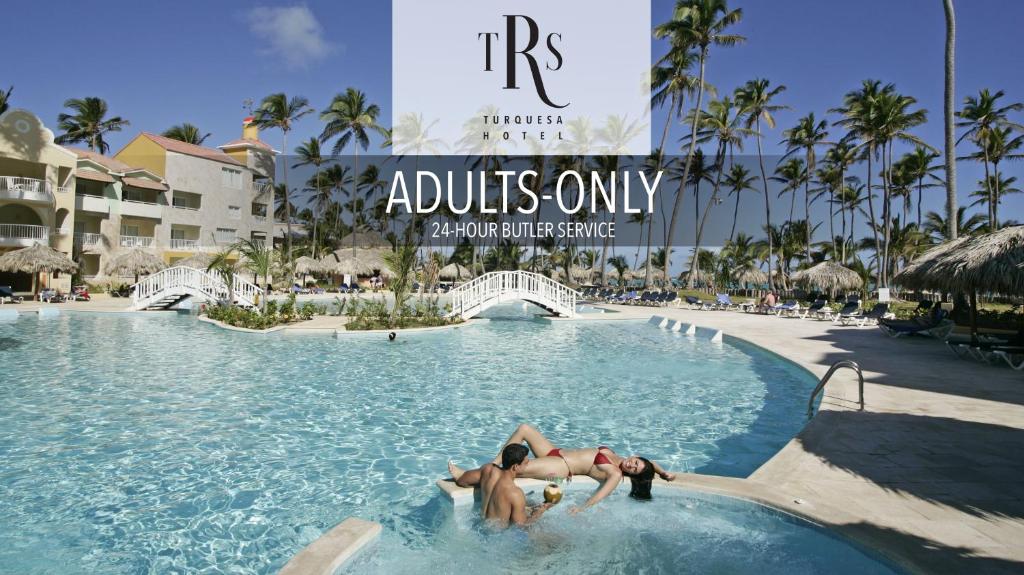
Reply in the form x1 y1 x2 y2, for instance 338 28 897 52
349 489 901 575
1 306 823 573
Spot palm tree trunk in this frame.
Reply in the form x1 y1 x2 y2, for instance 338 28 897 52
352 149 360 255
882 141 894 287
943 0 958 240
981 149 994 230
282 132 293 279
688 143 726 288
992 163 1001 228
730 189 741 241
663 48 707 285
804 170 812 262
753 118 774 288
917 177 924 228
645 101 675 288
865 147 882 287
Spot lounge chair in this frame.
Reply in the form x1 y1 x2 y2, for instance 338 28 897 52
0 286 23 304
830 301 861 323
662 292 678 307
773 300 800 317
684 295 704 310
840 303 890 327
798 299 828 319
879 308 954 338
992 347 1024 371
38 288 66 303
714 293 738 311
912 300 934 315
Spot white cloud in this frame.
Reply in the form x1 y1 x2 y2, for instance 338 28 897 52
246 5 335 70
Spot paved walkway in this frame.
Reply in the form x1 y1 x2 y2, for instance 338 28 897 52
588 303 1024 574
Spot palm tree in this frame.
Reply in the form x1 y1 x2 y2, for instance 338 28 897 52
822 139 857 262
234 238 274 313
293 138 331 258
305 171 335 257
770 158 807 226
735 78 787 289
54 97 130 153
924 207 985 243
251 93 314 269
832 80 888 286
654 0 744 284
898 145 943 227
943 0 958 240
607 255 630 286
960 126 1024 228
0 85 12 115
319 88 388 255
383 244 418 323
161 123 210 145
970 174 1021 227
872 87 928 286
956 88 1023 231
782 113 830 261
684 96 750 287
724 164 759 241
207 248 239 307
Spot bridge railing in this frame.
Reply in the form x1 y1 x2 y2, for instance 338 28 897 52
131 266 261 310
448 271 577 319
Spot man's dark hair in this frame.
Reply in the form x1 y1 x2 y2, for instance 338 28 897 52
501 444 529 470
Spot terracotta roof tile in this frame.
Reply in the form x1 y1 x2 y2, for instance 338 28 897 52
220 138 274 152
121 176 168 192
72 148 137 173
141 133 243 166
75 168 115 183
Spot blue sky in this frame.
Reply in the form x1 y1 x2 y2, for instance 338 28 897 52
4 0 1022 230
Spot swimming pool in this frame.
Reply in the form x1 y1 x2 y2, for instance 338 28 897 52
1 306 824 573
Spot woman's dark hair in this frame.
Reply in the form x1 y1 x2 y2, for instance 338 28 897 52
625 457 655 500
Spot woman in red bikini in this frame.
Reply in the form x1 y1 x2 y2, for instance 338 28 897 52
448 423 676 513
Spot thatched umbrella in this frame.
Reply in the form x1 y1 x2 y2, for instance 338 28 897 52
732 266 768 286
791 261 863 294
894 227 1024 341
294 256 323 275
0 243 79 295
439 262 472 280
570 265 594 283
174 253 214 269
104 248 166 283
338 232 389 251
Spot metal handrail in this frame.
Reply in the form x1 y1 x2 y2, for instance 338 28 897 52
807 360 864 418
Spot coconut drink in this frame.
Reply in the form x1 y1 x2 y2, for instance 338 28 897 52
543 483 563 504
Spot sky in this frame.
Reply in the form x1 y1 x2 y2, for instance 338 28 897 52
3 0 1022 248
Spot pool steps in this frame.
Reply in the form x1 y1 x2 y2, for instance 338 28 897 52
649 316 712 338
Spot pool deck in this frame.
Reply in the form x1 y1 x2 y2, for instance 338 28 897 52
579 303 1024 574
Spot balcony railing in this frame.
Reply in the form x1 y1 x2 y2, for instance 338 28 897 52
120 235 155 248
252 215 267 223
0 223 50 240
56 186 73 194
75 232 103 247
169 238 200 251
0 177 54 204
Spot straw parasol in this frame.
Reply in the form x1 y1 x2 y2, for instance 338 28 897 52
570 265 594 283
337 232 390 250
293 256 323 275
894 227 1023 295
439 262 472 280
791 261 864 293
0 243 79 295
103 248 166 283
732 265 768 286
173 253 214 269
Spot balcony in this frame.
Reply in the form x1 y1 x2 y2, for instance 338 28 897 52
252 215 267 223
0 223 51 247
252 181 273 199
74 232 103 248
169 238 200 251
121 199 163 220
75 194 111 215
120 235 155 249
0 177 54 204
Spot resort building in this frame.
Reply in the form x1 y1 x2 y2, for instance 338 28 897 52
0 110 278 292
0 109 78 292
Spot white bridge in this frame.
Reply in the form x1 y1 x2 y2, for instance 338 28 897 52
448 271 578 320
131 266 262 311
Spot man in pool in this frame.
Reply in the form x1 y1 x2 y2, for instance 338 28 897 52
477 444 554 529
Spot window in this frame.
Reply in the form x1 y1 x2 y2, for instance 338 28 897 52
173 191 201 210
215 228 237 243
228 205 241 219
121 225 140 237
251 203 268 217
221 168 243 189
251 231 267 248
170 228 186 240
122 187 156 204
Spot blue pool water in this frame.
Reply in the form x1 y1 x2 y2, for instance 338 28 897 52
0 306 867 573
